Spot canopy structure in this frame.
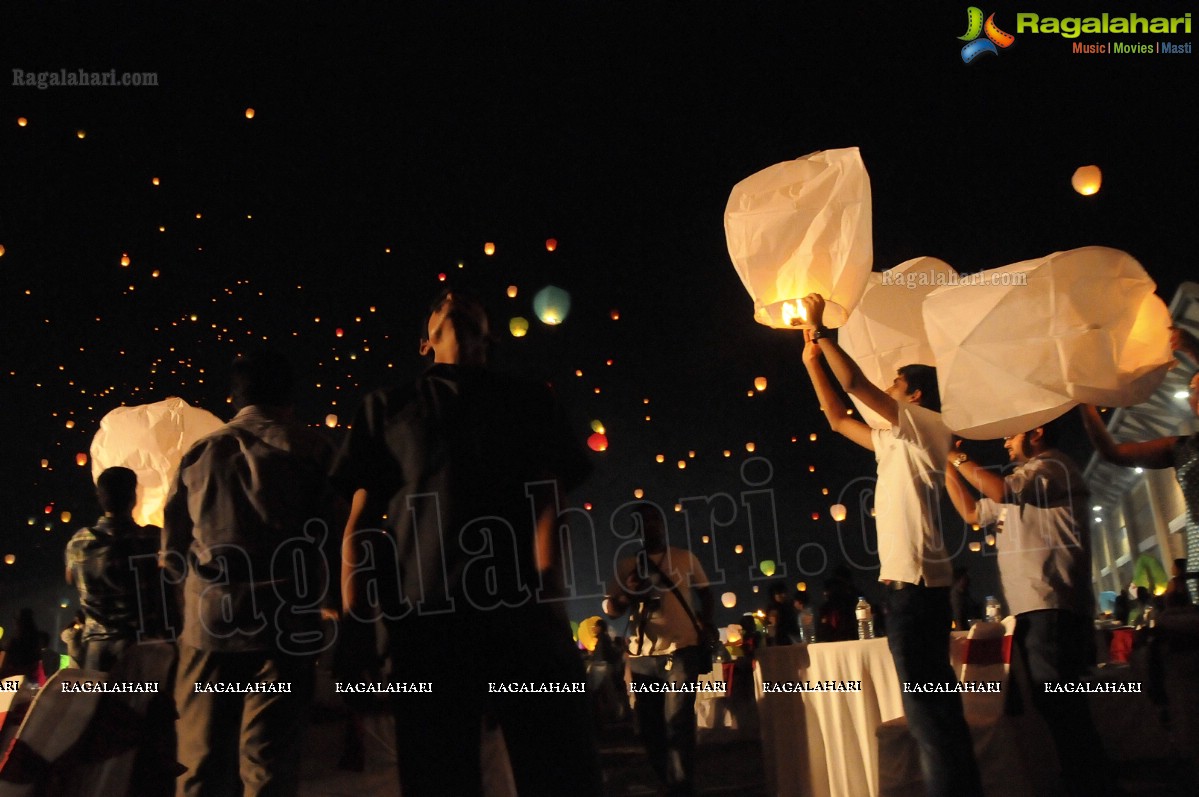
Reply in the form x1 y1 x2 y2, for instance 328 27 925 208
725 147 872 329
923 247 1173 439
838 257 957 428
90 396 225 527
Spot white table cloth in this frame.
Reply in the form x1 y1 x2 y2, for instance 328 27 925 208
754 638 903 797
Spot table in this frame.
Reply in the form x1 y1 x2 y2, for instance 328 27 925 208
754 638 903 797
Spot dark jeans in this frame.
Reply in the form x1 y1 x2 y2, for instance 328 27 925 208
885 584 983 797
1013 610 1116 797
387 609 601 797
174 645 315 797
628 648 704 797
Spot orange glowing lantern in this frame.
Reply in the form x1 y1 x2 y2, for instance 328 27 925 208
75 453 88 467
545 238 558 252
335 328 344 337
17 118 27 127
754 376 767 392
120 254 130 267
483 242 496 256
506 285 518 298
509 317 529 337
325 414 338 429
1071 165 1102 196
830 504 847 522
245 107 255 119
721 592 737 608
587 433 608 452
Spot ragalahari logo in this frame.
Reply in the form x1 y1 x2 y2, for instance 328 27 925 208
959 7 1015 62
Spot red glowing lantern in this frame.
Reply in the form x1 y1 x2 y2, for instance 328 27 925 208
545 238 558 252
587 433 608 452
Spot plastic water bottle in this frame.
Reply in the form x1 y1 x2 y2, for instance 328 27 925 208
855 597 874 640
985 595 1001 623
800 608 816 643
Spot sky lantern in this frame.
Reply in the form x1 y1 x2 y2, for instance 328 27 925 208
745 442 755 452
924 247 1173 439
721 592 737 609
483 241 496 256
335 328 344 337
65 420 75 429
151 177 160 186
839 256 957 428
90 397 223 527
76 129 86 139
533 285 571 325
969 542 982 553
508 317 529 337
633 488 644 499
610 309 620 321
60 511 71 523
3 555 13 566
0 245 5 257
830 503 848 522
545 238 558 252
590 420 605 433
325 414 338 428
734 544 744 554
244 107 255 119
655 454 664 463
809 433 817 441
726 625 743 644
17 117 27 127
754 376 767 392
676 460 686 469
587 432 608 452
120 254 130 267
725 147 873 329
506 285 518 298
760 560 776 577
1071 164 1102 196
75 453 87 467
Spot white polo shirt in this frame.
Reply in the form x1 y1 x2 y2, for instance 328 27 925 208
870 403 954 587
610 547 709 657
976 450 1094 617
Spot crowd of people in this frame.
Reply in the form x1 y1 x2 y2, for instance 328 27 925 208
13 287 1198 797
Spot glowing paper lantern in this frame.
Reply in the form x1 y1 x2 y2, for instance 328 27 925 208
545 238 558 252
760 560 776 577
0 245 5 256
839 257 957 428
754 376 768 392
76 130 86 139
3 555 13 566
90 397 224 527
924 247 1173 439
325 414 338 428
75 453 87 467
734 545 744 554
533 285 571 326
587 433 608 452
509 317 529 337
483 242 496 256
506 285 518 298
577 615 603 652
16 118 27 127
1071 165 1102 196
590 420 605 433
244 107 255 119
830 503 848 522
724 147 873 329
726 625 743 644
721 592 737 608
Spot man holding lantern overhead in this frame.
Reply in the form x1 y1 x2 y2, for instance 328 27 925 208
799 293 982 797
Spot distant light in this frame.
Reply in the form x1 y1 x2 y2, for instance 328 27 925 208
745 442 755 453
325 414 338 428
634 488 644 499
734 545 744 554
506 285 518 298
76 129 86 139
484 242 496 256
702 535 710 544
1094 517 1103 523
17 117 27 127
1176 390 1190 399
754 376 767 392
1071 164 1102 196
655 454 665 463
677 460 686 469
151 177 160 186
1134 467 1144 474
245 107 255 119
1092 505 1102 512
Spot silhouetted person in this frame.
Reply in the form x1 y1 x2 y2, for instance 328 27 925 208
949 567 980 630
65 466 168 672
0 608 44 680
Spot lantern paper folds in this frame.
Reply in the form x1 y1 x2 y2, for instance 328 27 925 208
724 147 873 329
838 257 957 428
923 247 1173 439
90 397 225 527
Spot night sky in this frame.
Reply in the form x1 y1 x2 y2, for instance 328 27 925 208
2 2 1195 636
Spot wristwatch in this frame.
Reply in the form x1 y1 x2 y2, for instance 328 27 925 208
949 452 968 469
811 327 829 341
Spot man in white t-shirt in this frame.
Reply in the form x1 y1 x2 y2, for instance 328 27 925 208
799 294 981 797
605 504 714 797
945 420 1117 797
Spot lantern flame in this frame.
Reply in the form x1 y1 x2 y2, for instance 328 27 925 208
781 301 808 327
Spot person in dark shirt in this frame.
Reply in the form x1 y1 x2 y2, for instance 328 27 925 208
64 466 166 672
949 567 980 631
0 608 45 680
765 581 799 645
332 289 601 797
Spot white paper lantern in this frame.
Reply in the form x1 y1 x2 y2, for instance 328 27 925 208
721 592 737 608
724 147 873 329
838 257 957 428
923 247 1173 439
90 397 224 527
830 503 848 522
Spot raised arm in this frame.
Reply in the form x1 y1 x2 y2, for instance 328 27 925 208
802 328 874 451
1079 404 1176 470
341 487 381 619
943 454 980 525
948 449 1006 503
801 294 899 426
